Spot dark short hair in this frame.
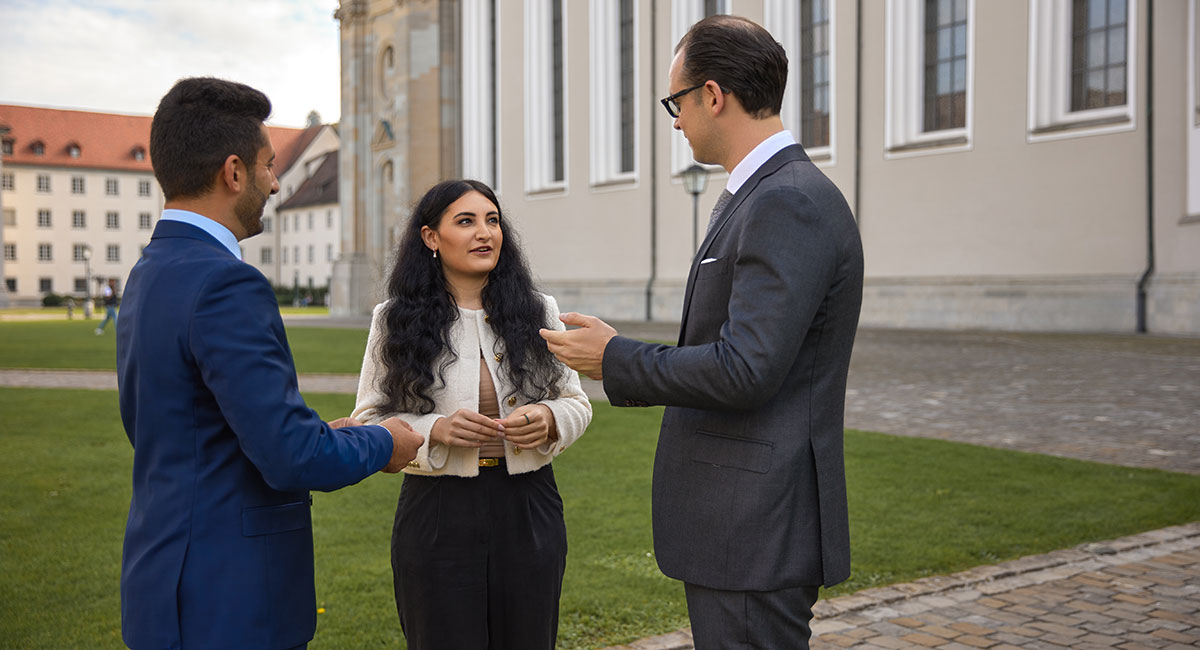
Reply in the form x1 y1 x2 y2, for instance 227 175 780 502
676 15 788 119
150 77 271 200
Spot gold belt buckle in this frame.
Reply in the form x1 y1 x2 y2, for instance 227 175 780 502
478 457 500 467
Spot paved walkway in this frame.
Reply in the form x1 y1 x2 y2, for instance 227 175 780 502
605 523 1200 650
3 322 1197 648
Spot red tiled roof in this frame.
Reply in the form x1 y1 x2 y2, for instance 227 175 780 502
0 104 309 176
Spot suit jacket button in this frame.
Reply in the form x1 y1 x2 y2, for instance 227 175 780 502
495 353 503 362
507 396 517 406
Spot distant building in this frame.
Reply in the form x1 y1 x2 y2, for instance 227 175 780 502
241 123 341 290
0 105 321 305
336 0 1200 334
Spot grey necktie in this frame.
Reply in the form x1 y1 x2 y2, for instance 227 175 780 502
705 189 733 236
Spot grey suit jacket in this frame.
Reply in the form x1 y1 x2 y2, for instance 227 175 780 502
604 144 863 591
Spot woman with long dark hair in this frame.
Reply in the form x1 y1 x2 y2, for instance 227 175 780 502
351 179 591 649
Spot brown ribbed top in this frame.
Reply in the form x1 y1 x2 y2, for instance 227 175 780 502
478 354 505 458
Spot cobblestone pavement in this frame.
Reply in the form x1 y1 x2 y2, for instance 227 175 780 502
604 523 1200 650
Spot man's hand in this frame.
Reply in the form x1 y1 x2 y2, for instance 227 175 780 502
378 417 424 473
539 312 617 380
327 416 363 429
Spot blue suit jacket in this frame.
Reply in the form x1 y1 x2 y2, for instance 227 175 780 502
116 219 393 650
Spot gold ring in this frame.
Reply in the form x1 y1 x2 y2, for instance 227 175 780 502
523 413 531 425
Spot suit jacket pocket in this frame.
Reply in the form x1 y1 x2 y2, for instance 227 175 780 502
690 430 774 474
242 501 311 537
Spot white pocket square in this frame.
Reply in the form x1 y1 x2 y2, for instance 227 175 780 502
700 257 720 265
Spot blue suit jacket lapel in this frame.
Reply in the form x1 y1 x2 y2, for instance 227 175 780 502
677 144 810 343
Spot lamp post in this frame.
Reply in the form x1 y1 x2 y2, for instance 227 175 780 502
680 164 709 252
81 245 94 319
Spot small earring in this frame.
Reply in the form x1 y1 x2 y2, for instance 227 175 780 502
432 249 438 259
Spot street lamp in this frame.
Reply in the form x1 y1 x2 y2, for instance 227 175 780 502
680 164 709 252
81 244 94 319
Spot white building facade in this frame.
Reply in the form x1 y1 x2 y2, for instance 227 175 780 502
337 0 1200 335
0 105 318 306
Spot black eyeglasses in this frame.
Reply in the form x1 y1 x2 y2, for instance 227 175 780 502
659 83 707 118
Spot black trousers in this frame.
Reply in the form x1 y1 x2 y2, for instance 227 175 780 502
684 581 820 650
391 463 568 650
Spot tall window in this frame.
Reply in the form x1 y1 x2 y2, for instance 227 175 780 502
2 208 13 226
37 210 51 228
590 0 638 185
105 178 119 196
1 172 12 190
39 277 52 293
3 243 14 261
327 244 334 261
1071 0 1128 112
525 0 566 192
261 248 273 264
107 244 120 263
73 244 88 261
5 278 15 293
1028 0 1137 140
138 179 151 197
553 0 565 182
924 0 968 131
75 278 88 293
283 248 288 264
139 212 152 230
38 244 52 262
73 211 86 229
618 0 635 174
71 176 85 194
801 0 831 147
307 245 314 264
462 0 497 186
106 211 120 229
885 0 974 155
37 175 50 193
2 140 12 155
263 216 272 233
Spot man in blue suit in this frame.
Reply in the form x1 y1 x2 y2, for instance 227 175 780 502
116 77 424 650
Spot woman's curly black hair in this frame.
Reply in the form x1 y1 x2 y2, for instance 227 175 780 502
376 179 562 414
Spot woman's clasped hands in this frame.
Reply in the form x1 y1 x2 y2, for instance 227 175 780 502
430 404 557 449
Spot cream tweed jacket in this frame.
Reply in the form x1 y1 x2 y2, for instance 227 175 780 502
351 294 592 477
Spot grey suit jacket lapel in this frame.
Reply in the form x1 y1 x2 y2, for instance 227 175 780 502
677 144 810 342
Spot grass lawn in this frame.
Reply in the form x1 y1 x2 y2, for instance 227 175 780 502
0 320 367 374
1 388 1198 649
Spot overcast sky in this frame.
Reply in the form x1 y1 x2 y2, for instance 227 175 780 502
0 0 343 127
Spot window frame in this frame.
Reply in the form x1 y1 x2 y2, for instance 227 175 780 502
138 179 152 198
105 178 119 196
1028 0 1138 142
884 0 976 157
525 0 569 194
72 210 86 229
106 244 120 263
37 209 51 228
463 0 498 187
765 0 835 163
71 176 85 194
106 211 120 230
36 174 50 193
1 172 13 191
38 243 52 262
589 0 640 187
3 243 15 262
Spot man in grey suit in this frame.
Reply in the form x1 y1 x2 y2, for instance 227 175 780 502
540 15 863 649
